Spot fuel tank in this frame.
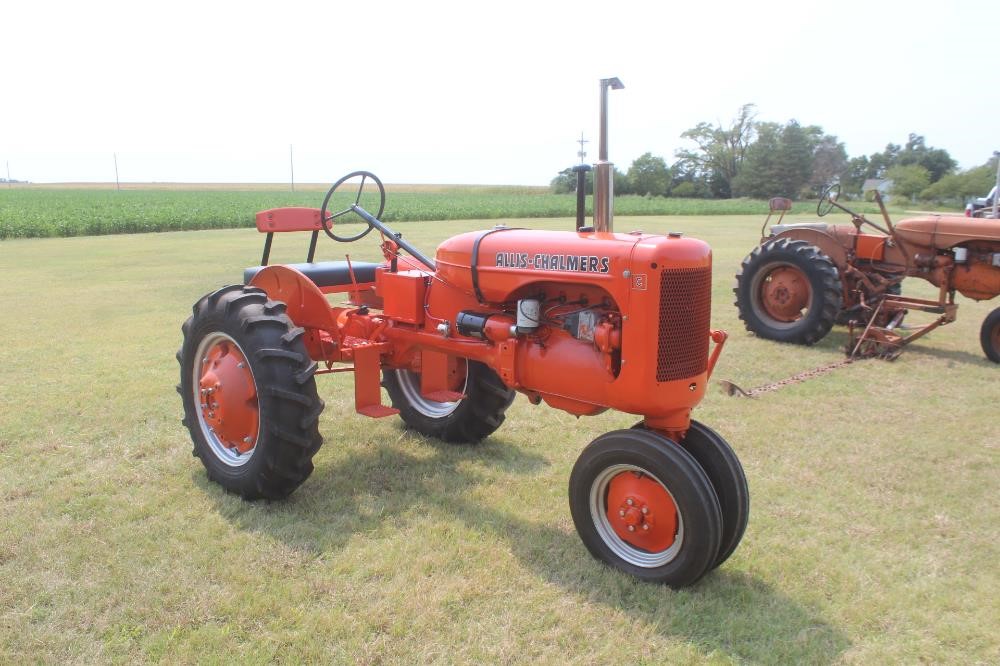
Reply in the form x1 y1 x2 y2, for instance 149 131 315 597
435 227 712 305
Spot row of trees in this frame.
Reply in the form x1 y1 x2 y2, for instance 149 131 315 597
551 104 996 203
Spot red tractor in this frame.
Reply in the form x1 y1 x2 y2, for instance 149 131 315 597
177 79 746 587
734 186 1000 361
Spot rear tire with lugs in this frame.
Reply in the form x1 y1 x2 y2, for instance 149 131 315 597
734 238 843 345
178 285 324 499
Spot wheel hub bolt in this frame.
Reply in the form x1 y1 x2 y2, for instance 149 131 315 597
641 506 648 515
619 509 626 517
642 524 650 531
626 498 634 506
627 525 635 532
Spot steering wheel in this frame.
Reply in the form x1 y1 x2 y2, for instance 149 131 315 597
817 183 841 217
320 171 386 242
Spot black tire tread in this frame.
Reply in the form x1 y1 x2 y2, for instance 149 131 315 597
981 306 1000 363
568 428 723 587
680 421 749 569
178 284 323 500
734 237 843 345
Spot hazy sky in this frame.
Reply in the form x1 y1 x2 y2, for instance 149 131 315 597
3 0 997 185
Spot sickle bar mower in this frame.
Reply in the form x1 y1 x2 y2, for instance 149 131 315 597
178 79 746 587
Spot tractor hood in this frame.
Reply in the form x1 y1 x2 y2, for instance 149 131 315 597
434 228 711 304
894 215 1000 250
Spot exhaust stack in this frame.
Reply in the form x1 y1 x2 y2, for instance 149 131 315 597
593 77 624 233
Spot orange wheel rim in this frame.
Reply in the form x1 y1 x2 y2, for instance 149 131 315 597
196 335 259 461
759 265 811 322
605 470 678 552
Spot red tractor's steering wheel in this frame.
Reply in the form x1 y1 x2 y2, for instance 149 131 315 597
320 171 386 242
817 183 841 217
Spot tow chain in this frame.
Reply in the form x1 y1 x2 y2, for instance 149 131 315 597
718 357 861 398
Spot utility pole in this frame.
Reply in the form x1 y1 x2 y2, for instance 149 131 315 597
290 144 295 192
5 161 10 188
577 132 588 163
114 153 120 192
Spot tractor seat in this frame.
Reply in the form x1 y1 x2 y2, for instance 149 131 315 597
243 261 381 288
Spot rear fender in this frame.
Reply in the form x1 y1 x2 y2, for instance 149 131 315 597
769 228 849 267
249 265 338 359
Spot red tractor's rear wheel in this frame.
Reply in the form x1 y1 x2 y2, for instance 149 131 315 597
981 306 1000 363
569 428 723 587
734 238 843 345
178 285 324 499
382 360 515 443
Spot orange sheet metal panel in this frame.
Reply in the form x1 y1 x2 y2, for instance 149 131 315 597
377 269 426 324
855 234 886 261
255 207 324 233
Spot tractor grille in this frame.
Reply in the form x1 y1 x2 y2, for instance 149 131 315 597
657 267 712 382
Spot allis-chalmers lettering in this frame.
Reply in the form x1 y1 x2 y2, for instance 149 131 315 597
495 252 610 273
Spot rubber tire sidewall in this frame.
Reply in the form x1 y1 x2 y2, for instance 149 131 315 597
632 420 749 571
981 306 1000 363
569 428 723 587
180 285 323 499
735 238 843 345
382 360 515 443
680 421 749 569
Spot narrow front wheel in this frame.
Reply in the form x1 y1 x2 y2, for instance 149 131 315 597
569 428 722 587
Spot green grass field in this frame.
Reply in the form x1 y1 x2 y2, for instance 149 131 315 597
0 186 902 239
1 213 997 663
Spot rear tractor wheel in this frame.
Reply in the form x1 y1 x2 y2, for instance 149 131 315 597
981 306 1000 363
734 238 843 345
178 285 324 499
568 428 723 587
382 359 515 443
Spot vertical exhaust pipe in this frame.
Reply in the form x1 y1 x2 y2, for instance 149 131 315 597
593 77 624 233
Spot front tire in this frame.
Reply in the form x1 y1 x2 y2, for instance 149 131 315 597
382 359 515 443
734 238 843 345
981 307 1000 363
631 420 748 570
569 429 723 587
679 421 749 569
178 285 324 499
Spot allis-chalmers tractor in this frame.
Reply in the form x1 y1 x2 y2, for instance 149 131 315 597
734 185 1000 362
177 79 747 588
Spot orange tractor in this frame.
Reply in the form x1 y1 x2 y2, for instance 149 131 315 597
734 185 1000 361
177 79 746 587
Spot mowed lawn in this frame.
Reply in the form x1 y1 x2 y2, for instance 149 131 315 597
0 213 997 663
